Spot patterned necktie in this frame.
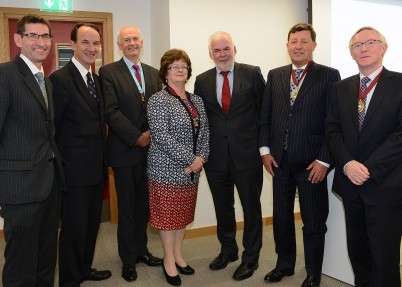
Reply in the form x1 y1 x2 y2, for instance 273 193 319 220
35 72 48 108
86 72 99 104
358 76 371 130
290 68 303 105
133 64 142 87
220 71 231 114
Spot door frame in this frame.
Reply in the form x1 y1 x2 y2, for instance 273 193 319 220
0 7 113 65
0 7 118 224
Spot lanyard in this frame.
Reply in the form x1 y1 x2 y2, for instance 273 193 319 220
131 65 145 94
358 70 383 100
291 60 312 87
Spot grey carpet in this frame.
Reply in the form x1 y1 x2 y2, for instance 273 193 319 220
14 220 355 287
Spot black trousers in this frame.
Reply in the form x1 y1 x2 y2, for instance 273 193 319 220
343 196 401 287
1 171 61 287
113 158 149 264
272 152 328 279
58 181 104 287
206 155 263 264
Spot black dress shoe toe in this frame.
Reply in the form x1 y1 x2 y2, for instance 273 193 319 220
122 264 137 282
209 253 239 270
163 259 181 286
264 267 294 282
137 253 163 266
232 262 258 281
175 263 195 275
301 275 320 287
82 268 112 282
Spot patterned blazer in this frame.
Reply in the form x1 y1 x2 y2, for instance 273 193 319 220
147 89 209 184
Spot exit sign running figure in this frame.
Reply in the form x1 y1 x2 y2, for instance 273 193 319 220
41 0 72 12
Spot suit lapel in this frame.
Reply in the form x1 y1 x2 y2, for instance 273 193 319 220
118 58 142 102
230 63 243 115
281 65 292 110
15 57 49 113
291 62 317 109
347 75 360 131
205 69 222 113
67 61 99 115
361 69 392 130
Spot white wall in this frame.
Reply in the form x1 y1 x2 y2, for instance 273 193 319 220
164 0 308 228
0 0 308 229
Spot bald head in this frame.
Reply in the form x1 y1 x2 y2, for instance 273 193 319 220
117 26 143 63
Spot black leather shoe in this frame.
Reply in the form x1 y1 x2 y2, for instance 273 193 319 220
232 262 258 281
264 267 294 282
122 264 137 282
81 268 111 282
301 275 320 287
176 263 195 275
209 253 239 270
137 253 163 266
162 259 181 286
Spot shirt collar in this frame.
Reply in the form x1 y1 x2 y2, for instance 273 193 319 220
72 56 92 80
19 54 43 75
360 66 383 81
216 66 234 75
123 56 141 70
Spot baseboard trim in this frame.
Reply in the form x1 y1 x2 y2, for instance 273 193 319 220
0 212 302 241
184 212 301 239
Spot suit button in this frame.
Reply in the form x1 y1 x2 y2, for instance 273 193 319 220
289 113 292 117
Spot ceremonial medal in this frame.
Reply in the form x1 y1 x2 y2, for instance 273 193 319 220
141 93 145 103
357 99 365 113
193 118 199 128
291 87 299 102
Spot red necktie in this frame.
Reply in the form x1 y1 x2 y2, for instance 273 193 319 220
133 64 142 87
221 71 231 114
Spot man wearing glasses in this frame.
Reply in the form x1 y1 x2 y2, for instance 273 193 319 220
326 26 401 287
0 14 64 286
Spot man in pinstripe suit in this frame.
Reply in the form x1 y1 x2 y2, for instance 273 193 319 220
0 14 63 287
259 24 340 287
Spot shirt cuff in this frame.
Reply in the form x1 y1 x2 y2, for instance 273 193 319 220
259 146 270 156
316 160 330 168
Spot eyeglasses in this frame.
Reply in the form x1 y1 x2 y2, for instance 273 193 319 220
168 65 189 71
20 33 53 42
350 39 382 50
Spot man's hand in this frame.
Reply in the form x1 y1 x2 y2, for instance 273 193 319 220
185 156 205 174
135 130 151 147
306 161 328 183
344 160 370 185
261 154 278 176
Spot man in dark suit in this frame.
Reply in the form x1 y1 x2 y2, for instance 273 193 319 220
326 26 401 287
194 31 265 281
259 24 340 287
99 25 162 282
50 23 111 286
0 14 64 287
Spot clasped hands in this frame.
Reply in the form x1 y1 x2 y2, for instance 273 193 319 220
184 156 205 175
261 154 328 183
344 160 370 185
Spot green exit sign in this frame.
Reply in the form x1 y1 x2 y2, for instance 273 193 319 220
41 0 72 12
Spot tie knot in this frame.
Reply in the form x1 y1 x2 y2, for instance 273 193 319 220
361 76 371 86
35 72 45 83
220 71 229 77
133 64 140 71
294 69 303 80
86 72 93 81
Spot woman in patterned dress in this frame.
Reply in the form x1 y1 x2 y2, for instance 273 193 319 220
147 49 209 286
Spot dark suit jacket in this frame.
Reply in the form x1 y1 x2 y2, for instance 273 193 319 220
326 68 402 206
259 62 340 173
50 60 107 186
0 56 64 204
194 62 265 171
99 58 162 167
